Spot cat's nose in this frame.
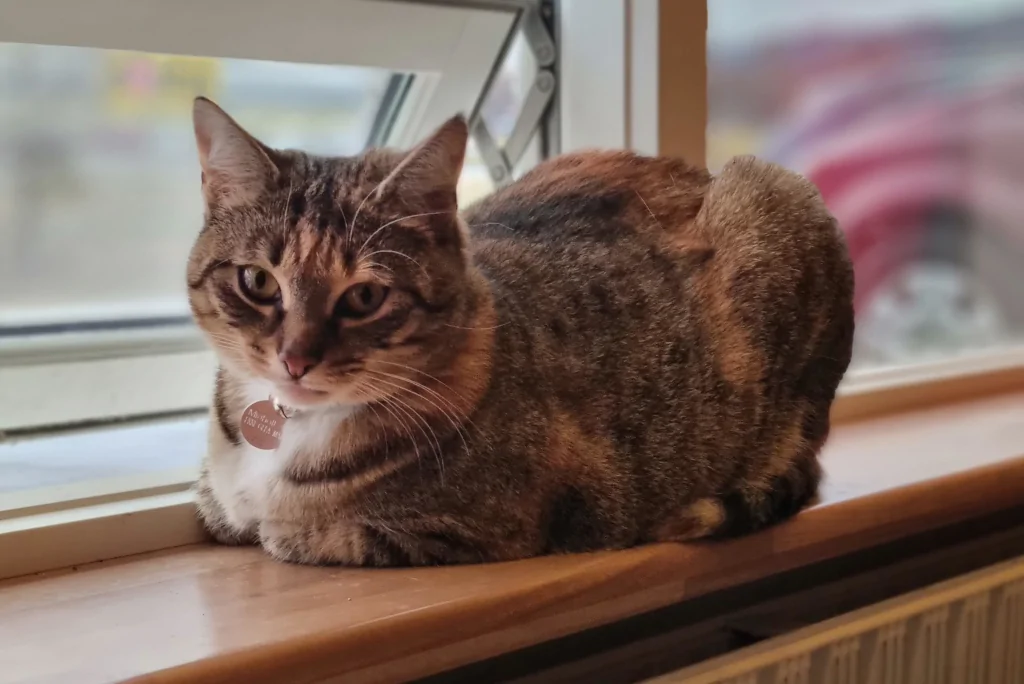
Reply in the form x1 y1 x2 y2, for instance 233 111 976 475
280 353 317 379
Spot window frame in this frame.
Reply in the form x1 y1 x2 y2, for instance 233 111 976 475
0 0 518 143
2 0 1023 581
0 0 522 431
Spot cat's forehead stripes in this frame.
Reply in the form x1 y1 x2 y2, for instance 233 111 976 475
274 219 391 316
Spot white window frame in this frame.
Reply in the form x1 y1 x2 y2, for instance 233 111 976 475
0 0 520 432
558 0 629 151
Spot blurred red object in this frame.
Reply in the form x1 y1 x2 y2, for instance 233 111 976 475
792 77 1024 312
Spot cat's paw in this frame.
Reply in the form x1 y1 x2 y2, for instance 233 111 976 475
258 520 320 564
196 490 258 546
258 519 368 565
260 531 314 564
206 521 258 547
259 519 416 566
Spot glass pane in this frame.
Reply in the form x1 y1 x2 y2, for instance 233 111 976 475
709 0 1024 371
0 43 397 332
481 31 536 148
458 136 496 206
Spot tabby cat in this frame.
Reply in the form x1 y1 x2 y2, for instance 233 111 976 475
188 97 854 566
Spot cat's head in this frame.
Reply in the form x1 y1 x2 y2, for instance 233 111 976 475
186 97 480 410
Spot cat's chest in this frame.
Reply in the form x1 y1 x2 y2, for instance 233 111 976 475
209 409 347 532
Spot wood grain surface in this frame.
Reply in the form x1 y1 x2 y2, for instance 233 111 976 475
2 392 1023 684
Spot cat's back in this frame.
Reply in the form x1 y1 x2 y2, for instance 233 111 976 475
462 150 717 334
463 151 853 376
464 149 711 251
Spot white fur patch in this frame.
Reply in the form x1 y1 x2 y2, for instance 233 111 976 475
206 380 356 534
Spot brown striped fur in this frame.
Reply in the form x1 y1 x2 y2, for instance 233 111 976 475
188 97 854 565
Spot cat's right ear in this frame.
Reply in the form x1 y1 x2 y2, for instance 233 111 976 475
193 97 279 207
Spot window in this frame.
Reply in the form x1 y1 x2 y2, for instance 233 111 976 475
708 0 1024 371
0 0 560 574
5 0 1017 581
0 46 400 436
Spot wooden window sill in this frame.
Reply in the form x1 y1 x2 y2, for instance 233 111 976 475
2 391 1023 684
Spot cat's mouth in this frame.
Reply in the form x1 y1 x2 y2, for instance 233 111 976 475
273 383 330 406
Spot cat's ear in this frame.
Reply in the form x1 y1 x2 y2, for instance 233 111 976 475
193 97 279 207
378 115 468 213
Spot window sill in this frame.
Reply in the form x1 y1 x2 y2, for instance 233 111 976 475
1 390 1023 684
0 416 206 580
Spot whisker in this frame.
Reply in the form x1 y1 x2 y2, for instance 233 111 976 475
371 361 474 406
440 321 509 331
380 395 437 481
363 382 421 466
359 250 430 276
365 375 450 481
363 368 468 420
339 204 350 237
203 333 247 352
362 371 471 465
348 173 390 248
366 374 453 427
351 385 389 459
358 211 451 256
634 190 664 230
363 261 395 275
373 517 404 539
279 176 295 234
383 391 446 486
365 372 469 432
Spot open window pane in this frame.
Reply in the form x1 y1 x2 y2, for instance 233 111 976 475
459 137 497 206
709 0 1024 371
480 31 537 149
459 28 541 207
0 43 399 332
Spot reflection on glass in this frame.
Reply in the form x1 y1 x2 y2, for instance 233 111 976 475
709 0 1024 370
480 32 537 147
0 43 394 329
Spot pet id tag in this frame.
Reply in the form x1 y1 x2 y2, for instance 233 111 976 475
240 399 287 450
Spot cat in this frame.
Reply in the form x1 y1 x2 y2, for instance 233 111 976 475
187 96 854 566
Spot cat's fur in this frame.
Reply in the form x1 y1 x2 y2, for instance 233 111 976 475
187 97 854 565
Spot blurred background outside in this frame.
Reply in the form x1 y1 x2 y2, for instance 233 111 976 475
709 0 1024 369
2 1 1024 372
0 41 522 331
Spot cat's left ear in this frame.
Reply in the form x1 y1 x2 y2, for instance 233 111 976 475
379 115 468 215
193 97 279 208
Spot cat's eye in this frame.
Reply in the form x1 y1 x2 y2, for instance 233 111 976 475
337 283 389 319
238 266 280 303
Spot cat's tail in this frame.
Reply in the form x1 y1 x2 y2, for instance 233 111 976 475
713 455 822 538
656 455 821 541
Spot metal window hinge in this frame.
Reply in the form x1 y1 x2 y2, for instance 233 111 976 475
470 0 557 186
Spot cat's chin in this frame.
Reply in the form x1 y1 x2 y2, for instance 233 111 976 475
273 383 332 407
